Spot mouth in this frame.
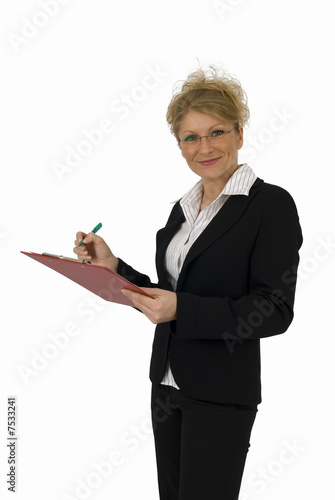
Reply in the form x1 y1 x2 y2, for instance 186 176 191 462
198 157 221 166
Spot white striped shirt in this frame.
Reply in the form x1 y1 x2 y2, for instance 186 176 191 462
160 163 257 389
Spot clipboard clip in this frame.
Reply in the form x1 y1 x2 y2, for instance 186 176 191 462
42 252 91 264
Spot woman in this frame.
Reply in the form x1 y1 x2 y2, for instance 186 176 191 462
73 66 302 500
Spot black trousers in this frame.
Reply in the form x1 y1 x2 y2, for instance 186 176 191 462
151 384 257 500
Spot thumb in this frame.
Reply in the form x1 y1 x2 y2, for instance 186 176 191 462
83 233 106 247
82 232 94 244
138 287 156 298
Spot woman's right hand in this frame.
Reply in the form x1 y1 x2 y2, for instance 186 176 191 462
73 231 119 272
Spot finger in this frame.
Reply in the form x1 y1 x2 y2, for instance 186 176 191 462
75 231 87 246
138 287 157 297
73 243 88 254
128 289 156 303
121 289 141 304
82 232 94 245
121 290 143 312
73 246 91 260
73 243 87 252
122 289 156 309
79 232 102 249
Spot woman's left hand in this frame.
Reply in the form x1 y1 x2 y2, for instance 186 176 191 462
122 288 177 324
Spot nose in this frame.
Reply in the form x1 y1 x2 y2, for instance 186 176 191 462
198 136 214 154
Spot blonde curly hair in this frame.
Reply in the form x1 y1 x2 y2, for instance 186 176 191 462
166 65 250 139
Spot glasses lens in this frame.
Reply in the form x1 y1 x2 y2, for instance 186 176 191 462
179 129 234 149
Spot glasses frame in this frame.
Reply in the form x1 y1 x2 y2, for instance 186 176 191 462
178 126 238 148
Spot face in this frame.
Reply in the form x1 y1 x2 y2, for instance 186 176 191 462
178 110 244 186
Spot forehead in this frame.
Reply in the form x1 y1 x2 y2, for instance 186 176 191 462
179 110 230 133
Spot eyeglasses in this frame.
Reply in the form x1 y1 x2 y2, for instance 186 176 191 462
178 128 236 150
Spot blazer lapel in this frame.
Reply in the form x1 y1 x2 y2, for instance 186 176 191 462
176 178 264 291
155 178 264 291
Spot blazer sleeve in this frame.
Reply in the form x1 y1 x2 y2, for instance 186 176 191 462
173 186 303 345
116 258 158 288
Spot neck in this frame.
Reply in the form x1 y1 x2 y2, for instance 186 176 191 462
200 163 240 209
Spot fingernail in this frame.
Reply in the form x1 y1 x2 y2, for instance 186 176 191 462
121 289 127 295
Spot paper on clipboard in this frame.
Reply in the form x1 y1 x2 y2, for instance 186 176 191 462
21 251 153 307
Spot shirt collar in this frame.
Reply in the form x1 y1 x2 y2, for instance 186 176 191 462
172 164 257 206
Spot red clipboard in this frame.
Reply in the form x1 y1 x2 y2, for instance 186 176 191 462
21 251 153 307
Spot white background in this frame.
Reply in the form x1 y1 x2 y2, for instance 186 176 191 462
1 1 334 498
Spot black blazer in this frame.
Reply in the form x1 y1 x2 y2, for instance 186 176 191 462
117 178 303 404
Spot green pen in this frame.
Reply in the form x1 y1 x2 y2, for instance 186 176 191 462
78 222 102 247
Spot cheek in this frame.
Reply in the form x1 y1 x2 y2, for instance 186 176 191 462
181 149 191 160
181 151 196 166
185 158 195 170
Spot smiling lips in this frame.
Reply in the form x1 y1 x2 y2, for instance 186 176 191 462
198 157 221 166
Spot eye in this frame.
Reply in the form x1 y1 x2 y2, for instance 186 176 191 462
183 135 198 142
210 130 225 138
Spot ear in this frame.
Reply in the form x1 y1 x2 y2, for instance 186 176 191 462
236 126 244 150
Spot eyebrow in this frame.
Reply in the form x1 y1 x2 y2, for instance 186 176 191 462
180 122 229 135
